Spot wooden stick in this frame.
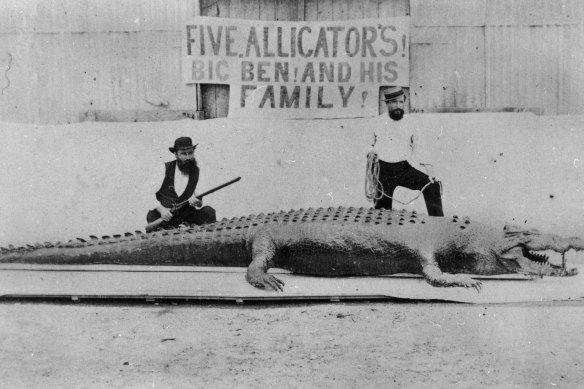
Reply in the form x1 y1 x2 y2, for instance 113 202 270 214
145 177 241 233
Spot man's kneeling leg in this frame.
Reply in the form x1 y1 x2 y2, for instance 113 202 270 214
181 205 217 226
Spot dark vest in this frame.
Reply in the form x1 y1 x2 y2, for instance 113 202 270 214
156 160 199 208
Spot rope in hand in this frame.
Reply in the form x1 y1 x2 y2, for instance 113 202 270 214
364 151 441 206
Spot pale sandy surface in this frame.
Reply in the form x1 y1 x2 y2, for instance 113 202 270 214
1 300 584 388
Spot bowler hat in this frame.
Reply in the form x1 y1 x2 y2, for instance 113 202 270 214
381 86 405 102
169 137 198 153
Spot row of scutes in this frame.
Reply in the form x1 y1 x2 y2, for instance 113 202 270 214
0 230 151 253
0 206 435 254
451 215 472 230
208 206 419 229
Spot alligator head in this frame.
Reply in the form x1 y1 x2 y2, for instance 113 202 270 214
497 224 581 277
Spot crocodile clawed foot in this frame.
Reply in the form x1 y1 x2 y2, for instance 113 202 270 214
444 274 482 293
246 272 285 292
456 276 482 293
469 280 482 293
257 274 285 292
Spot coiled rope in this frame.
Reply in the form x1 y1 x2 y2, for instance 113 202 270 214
365 151 440 206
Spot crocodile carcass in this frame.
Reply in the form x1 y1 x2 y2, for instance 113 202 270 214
0 207 580 292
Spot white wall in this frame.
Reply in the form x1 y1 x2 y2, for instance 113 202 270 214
1 0 584 124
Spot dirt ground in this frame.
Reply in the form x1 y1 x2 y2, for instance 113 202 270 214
1 300 583 388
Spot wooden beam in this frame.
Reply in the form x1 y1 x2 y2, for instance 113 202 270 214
1 265 578 304
193 0 205 119
298 0 306 21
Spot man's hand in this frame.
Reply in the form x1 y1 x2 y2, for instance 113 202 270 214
420 163 440 183
429 175 440 184
188 195 203 209
157 207 173 222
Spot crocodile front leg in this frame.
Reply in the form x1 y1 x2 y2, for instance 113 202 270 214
419 250 482 293
246 231 285 292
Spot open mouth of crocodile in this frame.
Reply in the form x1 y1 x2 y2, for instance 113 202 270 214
499 244 577 276
516 246 578 276
522 247 563 270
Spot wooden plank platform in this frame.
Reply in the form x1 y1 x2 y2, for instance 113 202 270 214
0 264 583 304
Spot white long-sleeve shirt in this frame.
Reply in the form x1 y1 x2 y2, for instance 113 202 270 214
370 115 433 168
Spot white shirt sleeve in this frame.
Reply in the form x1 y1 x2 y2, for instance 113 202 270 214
410 130 424 166
413 129 439 173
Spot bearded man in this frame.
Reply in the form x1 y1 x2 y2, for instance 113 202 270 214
367 87 444 216
146 137 217 230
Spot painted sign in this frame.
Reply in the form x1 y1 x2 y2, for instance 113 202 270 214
183 16 409 119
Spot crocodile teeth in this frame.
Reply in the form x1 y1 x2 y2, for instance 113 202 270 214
535 253 549 262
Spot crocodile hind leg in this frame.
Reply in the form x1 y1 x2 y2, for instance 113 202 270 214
419 250 482 293
246 230 285 292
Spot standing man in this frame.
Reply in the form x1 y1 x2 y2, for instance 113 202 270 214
146 137 217 230
366 87 444 216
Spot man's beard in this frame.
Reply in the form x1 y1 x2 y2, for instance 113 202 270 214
177 158 197 174
389 108 404 121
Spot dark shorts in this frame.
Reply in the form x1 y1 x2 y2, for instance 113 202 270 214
146 205 217 230
374 159 444 217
